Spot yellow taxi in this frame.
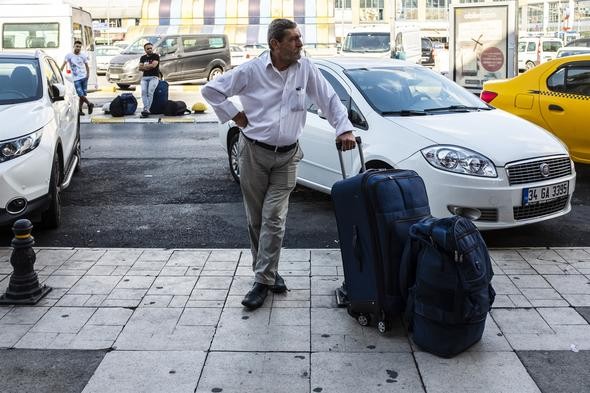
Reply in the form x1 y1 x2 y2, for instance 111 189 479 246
481 55 590 163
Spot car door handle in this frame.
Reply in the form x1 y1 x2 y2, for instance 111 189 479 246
548 104 564 112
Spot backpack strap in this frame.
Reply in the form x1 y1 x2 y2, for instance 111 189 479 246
399 234 418 302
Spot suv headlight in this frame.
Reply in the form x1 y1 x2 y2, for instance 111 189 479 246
0 129 43 163
421 145 497 177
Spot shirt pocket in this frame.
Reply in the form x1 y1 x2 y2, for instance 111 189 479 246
290 89 306 112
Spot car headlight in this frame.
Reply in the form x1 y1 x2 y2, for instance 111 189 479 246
421 145 497 177
0 129 43 163
124 60 138 70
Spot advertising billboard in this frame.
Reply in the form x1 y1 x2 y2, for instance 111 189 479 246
449 2 517 93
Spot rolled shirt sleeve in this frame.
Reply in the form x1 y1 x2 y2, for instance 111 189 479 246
201 67 248 124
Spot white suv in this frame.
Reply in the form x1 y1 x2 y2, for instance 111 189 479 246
0 51 80 228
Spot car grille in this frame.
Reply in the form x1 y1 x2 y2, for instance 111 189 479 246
108 66 124 74
506 156 572 185
475 208 498 222
513 195 569 220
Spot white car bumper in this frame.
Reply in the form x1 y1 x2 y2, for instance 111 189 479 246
399 152 576 230
0 131 54 226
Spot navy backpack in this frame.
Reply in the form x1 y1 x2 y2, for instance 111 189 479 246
400 215 496 358
150 80 169 114
110 93 138 117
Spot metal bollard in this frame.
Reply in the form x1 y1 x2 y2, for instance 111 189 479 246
0 219 52 305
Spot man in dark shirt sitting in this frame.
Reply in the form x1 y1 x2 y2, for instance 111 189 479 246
139 43 160 118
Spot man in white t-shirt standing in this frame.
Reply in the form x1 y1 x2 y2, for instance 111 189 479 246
61 40 94 115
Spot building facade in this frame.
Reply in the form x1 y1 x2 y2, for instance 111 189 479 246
69 0 589 46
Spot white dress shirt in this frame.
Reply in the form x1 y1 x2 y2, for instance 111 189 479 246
201 51 353 147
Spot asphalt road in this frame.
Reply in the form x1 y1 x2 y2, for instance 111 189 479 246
1 122 588 248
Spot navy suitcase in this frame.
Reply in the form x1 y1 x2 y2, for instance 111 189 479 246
150 80 169 114
332 137 431 333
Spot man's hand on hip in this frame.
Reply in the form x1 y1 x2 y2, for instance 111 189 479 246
336 131 356 151
233 111 248 128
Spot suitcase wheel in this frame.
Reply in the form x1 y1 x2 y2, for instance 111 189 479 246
377 320 390 334
357 314 370 326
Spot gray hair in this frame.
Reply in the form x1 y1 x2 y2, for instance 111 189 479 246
267 19 297 48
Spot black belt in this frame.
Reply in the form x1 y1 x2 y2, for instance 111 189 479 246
242 133 297 153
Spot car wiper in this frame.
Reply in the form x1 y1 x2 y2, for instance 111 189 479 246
423 105 489 112
381 110 428 116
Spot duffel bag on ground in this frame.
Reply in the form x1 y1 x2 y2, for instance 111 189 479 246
163 100 191 116
110 93 138 117
400 215 496 358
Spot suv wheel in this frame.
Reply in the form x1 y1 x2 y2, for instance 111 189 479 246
208 67 223 81
42 154 62 229
117 83 131 89
74 115 81 173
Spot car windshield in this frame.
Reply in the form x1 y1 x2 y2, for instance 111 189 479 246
345 66 490 115
122 36 159 54
0 58 42 105
343 32 390 53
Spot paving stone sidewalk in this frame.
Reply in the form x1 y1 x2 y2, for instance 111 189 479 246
1 247 590 393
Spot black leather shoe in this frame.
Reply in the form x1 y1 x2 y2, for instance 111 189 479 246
270 273 288 293
241 282 268 309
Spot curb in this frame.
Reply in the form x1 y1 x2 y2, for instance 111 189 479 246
85 114 218 124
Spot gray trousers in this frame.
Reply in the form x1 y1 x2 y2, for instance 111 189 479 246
140 76 159 111
238 134 303 285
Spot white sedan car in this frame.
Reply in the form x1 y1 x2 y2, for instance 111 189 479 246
219 58 576 229
95 45 122 75
0 51 80 228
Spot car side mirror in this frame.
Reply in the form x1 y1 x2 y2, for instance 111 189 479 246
50 83 66 101
317 108 327 119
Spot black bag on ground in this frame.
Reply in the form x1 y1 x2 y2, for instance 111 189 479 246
109 93 137 117
400 215 496 358
331 137 431 334
163 100 191 116
150 80 169 114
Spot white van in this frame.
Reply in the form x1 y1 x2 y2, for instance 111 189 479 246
518 37 563 72
391 22 422 65
340 23 421 64
340 25 391 58
0 0 98 91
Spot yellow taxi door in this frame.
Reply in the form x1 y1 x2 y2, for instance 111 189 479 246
539 61 590 163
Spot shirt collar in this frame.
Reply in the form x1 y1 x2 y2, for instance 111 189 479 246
263 50 301 72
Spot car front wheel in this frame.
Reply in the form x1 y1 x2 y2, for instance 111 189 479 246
42 154 62 228
117 83 130 89
228 132 240 183
208 67 223 81
74 115 81 173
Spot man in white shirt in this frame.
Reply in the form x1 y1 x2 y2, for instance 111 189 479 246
61 40 94 115
202 18 356 310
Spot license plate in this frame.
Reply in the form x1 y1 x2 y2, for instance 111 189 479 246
110 74 120 79
522 181 569 205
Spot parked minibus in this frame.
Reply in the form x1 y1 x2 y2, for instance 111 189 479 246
0 0 98 90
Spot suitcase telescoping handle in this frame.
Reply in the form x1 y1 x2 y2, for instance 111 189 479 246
335 136 366 179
